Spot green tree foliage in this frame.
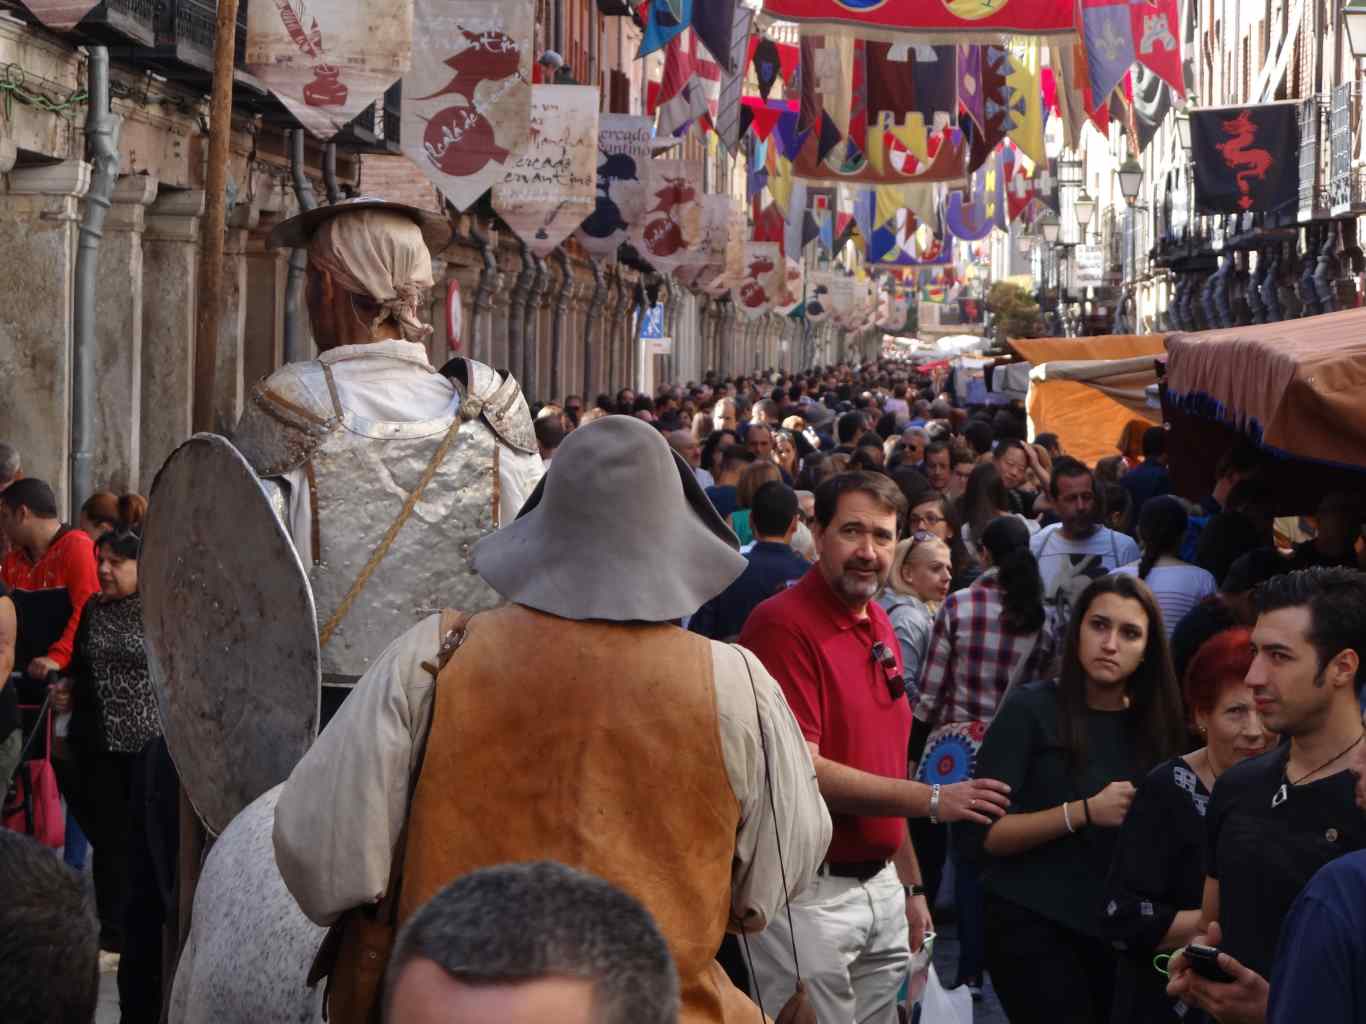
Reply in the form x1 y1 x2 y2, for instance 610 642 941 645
986 281 1043 343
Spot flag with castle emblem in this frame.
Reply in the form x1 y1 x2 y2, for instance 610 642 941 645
1131 0 1184 97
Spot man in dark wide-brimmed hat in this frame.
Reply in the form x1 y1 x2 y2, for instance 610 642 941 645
273 415 832 1024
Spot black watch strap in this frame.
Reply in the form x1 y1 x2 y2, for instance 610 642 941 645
905 884 927 898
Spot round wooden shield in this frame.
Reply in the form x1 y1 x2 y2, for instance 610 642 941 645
142 433 320 835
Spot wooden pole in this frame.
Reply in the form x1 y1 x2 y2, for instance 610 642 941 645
192 0 241 433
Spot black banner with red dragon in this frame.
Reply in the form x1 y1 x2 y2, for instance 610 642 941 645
1190 103 1299 217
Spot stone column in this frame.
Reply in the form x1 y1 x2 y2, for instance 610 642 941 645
91 174 159 494
140 188 203 493
242 231 287 392
0 159 90 508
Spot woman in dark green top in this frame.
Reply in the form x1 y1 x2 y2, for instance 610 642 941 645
964 573 1187 1024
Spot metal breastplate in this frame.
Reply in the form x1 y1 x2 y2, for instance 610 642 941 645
308 364 502 679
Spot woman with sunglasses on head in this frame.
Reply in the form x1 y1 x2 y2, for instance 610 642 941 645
879 532 953 699
909 515 1058 997
1101 627 1273 1024
963 573 1187 1023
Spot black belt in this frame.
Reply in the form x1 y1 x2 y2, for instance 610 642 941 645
819 859 887 882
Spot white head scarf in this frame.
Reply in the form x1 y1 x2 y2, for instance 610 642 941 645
308 209 435 341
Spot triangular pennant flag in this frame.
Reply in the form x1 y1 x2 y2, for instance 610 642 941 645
692 0 740 74
638 0 693 59
715 5 754 154
1005 39 1045 165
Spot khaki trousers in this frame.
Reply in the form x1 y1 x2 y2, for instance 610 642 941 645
747 863 910 1024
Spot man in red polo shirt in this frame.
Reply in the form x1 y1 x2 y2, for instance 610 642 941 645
0 479 99 679
740 471 1010 1023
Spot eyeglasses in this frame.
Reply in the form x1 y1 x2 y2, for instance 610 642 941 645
871 641 906 700
908 513 945 528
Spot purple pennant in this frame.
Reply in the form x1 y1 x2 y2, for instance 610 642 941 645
958 45 984 133
1082 1 1136 107
775 106 803 160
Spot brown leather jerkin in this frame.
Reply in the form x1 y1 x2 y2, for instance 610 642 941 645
331 603 758 1023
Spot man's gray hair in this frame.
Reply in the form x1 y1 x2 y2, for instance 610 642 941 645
0 442 20 486
384 861 678 1023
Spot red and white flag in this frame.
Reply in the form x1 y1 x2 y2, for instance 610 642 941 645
654 28 721 138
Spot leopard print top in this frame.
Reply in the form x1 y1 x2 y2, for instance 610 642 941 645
74 593 160 753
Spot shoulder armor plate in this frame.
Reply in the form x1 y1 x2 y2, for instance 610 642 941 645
456 358 538 455
229 364 340 476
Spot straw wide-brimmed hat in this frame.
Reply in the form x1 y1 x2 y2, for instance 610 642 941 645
268 195 452 253
472 415 747 622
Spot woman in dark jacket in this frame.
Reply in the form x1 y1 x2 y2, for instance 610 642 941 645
1101 627 1274 1024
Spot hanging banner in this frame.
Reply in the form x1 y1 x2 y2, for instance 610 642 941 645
18 0 101 31
631 158 705 273
703 196 748 296
805 271 832 323
1191 103 1299 215
492 85 598 257
575 114 652 259
716 6 755 154
400 0 533 211
778 257 806 314
246 0 413 139
760 0 1074 38
736 242 783 317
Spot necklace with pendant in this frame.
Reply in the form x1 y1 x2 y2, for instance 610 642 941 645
1272 732 1366 808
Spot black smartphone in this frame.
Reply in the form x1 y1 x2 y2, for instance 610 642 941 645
1184 943 1235 984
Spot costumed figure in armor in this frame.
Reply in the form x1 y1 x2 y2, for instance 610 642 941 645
273 416 832 1024
149 198 539 1024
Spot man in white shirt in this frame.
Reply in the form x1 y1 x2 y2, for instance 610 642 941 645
1030 457 1140 619
669 429 715 488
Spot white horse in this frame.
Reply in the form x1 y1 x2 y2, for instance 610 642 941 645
169 786 325 1024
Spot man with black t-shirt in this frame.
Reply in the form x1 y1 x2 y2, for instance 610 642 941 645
1168 568 1366 1024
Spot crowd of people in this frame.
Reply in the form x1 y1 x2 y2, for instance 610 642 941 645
3 351 1366 1024
524 361 1366 1024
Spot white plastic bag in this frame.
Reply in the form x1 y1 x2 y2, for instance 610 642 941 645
914 965 973 1024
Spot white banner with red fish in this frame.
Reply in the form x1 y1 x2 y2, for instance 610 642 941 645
246 0 413 139
492 85 599 257
631 158 705 274
575 114 653 259
400 0 534 211
735 241 783 318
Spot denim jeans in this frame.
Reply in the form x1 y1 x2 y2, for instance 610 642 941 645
63 802 89 870
949 827 986 982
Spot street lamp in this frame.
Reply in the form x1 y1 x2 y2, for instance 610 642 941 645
1118 157 1145 205
1174 110 1192 154
1039 211 1061 244
1015 232 1033 255
1074 190 1096 241
1344 0 1366 57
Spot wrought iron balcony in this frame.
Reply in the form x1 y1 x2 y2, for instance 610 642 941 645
151 0 249 76
77 0 157 47
333 79 401 153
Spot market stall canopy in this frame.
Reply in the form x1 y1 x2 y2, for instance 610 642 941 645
1026 354 1162 467
1008 334 1168 364
1165 309 1366 469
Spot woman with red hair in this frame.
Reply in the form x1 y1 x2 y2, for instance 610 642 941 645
1102 627 1276 1024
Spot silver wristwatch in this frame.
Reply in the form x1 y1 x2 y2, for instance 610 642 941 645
929 783 942 825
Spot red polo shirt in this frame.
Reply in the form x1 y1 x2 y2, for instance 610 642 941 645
740 567 911 862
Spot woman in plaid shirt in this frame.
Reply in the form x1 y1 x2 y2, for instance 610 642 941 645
908 514 1056 997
